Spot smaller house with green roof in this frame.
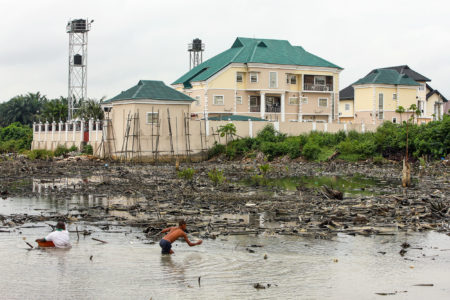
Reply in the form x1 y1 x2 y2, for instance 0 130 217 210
101 80 194 159
172 37 342 123
338 65 446 124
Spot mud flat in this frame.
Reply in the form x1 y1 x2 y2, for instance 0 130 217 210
0 155 448 240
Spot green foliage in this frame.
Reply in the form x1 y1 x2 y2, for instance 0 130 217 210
41 97 68 122
0 92 46 127
208 168 225 186
75 98 105 120
69 145 78 152
218 123 236 138
205 116 450 162
54 145 70 157
82 144 93 155
258 164 271 176
302 140 321 161
207 142 226 159
177 168 195 181
27 149 53 160
0 123 33 153
249 174 266 186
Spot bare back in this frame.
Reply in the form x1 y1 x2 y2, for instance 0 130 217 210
163 227 187 243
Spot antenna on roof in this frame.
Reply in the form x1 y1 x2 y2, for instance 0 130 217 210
188 38 204 70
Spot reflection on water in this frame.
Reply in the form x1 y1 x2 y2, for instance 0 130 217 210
1 225 449 300
240 174 403 196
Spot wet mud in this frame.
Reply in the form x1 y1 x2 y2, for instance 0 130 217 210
0 155 448 240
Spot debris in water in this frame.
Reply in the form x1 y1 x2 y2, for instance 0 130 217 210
264 253 268 260
90 255 93 261
198 276 201 287
413 283 433 286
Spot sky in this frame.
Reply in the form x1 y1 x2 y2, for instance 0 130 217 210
0 0 449 102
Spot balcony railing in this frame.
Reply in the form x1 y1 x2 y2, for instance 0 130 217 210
250 106 260 112
266 106 281 113
303 84 333 92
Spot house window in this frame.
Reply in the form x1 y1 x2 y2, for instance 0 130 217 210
301 97 308 104
269 72 278 88
418 83 425 91
236 96 242 105
195 96 201 106
393 93 397 100
418 100 424 114
314 76 326 86
213 95 224 105
250 96 260 112
250 73 258 83
318 98 328 107
392 117 397 124
378 93 384 120
236 72 243 83
288 97 299 105
345 103 350 111
286 74 297 84
146 112 159 124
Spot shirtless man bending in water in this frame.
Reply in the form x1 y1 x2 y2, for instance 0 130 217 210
159 220 202 254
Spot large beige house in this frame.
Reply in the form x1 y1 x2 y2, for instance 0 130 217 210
339 65 447 124
172 37 342 123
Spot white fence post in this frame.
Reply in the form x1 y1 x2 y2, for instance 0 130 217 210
65 122 69 142
95 120 100 141
312 121 316 131
274 121 280 132
38 122 42 141
249 119 253 138
51 121 56 141
344 123 348 133
72 121 76 142
361 123 365 133
205 119 210 136
324 123 328 132
44 122 49 141
80 119 85 142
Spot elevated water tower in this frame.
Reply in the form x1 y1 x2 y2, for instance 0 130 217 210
66 18 93 120
188 38 204 70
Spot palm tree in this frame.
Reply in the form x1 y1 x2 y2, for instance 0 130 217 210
395 106 405 124
75 98 105 120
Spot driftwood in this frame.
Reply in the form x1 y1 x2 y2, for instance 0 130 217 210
92 237 107 244
327 150 340 161
321 185 343 200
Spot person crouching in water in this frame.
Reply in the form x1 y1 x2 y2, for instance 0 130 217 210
36 221 71 248
159 220 202 254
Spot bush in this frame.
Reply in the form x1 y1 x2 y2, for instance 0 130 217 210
256 124 286 143
27 149 53 160
337 138 376 161
177 168 195 181
54 145 70 157
82 144 93 155
258 164 271 176
302 140 321 161
208 168 225 186
0 122 33 152
69 145 78 152
207 142 226 159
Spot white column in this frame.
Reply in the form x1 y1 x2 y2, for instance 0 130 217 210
51 121 56 141
44 122 49 141
59 122 63 141
205 119 210 136
248 119 253 138
72 121 76 142
80 120 85 142
274 121 280 132
324 123 328 132
65 122 69 142
204 88 208 120
102 120 108 142
38 122 42 141
312 121 316 131
281 93 285 122
260 92 266 119
328 114 332 123
344 123 348 133
95 120 100 141
361 123 365 133
372 87 376 124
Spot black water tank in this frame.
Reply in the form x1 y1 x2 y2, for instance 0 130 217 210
72 19 87 32
74 54 82 65
192 38 202 51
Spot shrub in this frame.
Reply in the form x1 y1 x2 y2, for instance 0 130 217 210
207 142 226 159
208 168 225 186
69 145 78 152
256 124 286 143
259 164 271 176
27 149 53 160
82 144 93 155
177 168 195 181
54 145 70 157
302 140 321 161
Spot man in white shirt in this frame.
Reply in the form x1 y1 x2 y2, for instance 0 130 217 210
36 221 71 248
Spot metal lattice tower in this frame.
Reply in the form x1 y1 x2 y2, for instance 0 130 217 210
66 18 93 120
188 38 204 70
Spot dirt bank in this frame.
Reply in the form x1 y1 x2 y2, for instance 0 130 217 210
0 155 449 239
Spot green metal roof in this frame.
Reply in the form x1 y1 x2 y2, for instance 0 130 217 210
104 80 195 103
206 115 266 121
173 37 342 87
353 69 420 86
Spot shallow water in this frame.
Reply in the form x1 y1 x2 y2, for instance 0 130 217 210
1 195 450 299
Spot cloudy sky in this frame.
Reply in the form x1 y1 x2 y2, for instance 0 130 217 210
0 0 449 102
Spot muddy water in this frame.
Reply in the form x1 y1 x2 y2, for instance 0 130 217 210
2 191 450 300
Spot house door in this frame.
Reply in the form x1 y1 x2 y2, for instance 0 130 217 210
250 96 261 112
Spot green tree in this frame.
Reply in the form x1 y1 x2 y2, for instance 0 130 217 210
41 97 68 122
0 92 47 126
395 106 406 124
75 98 105 120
